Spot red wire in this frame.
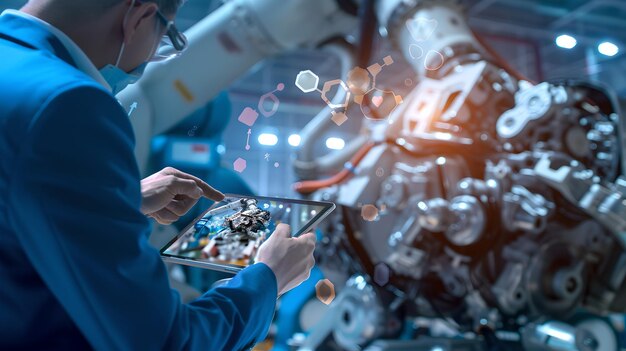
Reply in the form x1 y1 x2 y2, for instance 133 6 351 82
293 142 376 194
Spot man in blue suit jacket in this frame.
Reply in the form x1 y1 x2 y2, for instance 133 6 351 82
0 0 316 349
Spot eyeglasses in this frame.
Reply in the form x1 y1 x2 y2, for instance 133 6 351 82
132 0 188 62
155 10 187 52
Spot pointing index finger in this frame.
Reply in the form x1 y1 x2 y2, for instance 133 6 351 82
197 182 225 202
167 168 225 201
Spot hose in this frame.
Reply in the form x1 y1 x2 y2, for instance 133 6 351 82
294 141 376 194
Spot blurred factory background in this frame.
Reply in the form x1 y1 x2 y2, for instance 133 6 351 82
4 0 624 198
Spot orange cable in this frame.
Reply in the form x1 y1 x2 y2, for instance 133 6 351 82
293 142 376 194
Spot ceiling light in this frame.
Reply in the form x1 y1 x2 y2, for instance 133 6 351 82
598 41 619 56
258 133 278 146
288 134 301 147
325 137 345 150
555 34 577 49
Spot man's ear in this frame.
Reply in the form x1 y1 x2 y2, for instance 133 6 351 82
122 1 158 44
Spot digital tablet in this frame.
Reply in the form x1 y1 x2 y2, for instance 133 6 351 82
160 194 336 274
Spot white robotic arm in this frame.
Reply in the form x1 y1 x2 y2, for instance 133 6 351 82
116 0 358 173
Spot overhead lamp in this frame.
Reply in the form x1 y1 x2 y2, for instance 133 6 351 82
258 133 278 146
598 41 619 56
325 137 345 150
288 134 301 147
555 34 577 49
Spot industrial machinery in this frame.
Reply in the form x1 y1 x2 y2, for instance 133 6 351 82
175 198 270 263
117 0 626 349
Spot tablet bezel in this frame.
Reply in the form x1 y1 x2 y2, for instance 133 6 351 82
159 193 336 274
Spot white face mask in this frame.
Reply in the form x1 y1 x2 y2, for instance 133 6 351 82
99 0 150 95
99 57 148 95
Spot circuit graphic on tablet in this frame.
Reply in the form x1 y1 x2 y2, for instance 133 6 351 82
162 196 328 267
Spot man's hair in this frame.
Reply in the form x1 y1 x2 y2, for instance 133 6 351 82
134 0 184 15
51 0 184 17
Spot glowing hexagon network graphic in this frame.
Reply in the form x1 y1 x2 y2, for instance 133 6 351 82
294 56 402 123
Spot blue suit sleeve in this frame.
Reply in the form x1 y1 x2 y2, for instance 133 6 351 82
7 85 277 351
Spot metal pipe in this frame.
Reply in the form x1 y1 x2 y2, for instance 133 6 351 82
550 0 626 29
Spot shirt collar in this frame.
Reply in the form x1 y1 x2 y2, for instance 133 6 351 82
1 9 111 91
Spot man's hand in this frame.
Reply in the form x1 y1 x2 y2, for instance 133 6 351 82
255 224 316 295
140 167 225 225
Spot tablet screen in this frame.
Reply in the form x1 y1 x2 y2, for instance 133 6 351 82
161 195 334 271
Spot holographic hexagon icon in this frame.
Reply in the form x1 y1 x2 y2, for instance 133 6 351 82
361 204 379 221
367 62 383 77
331 111 348 126
347 67 373 96
258 83 285 117
376 167 385 177
233 157 247 173
406 17 438 42
424 50 445 71
360 89 403 121
321 79 351 109
350 56 396 111
315 279 336 305
238 107 259 127
295 70 320 93
187 125 198 137
408 44 424 60
374 263 390 287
